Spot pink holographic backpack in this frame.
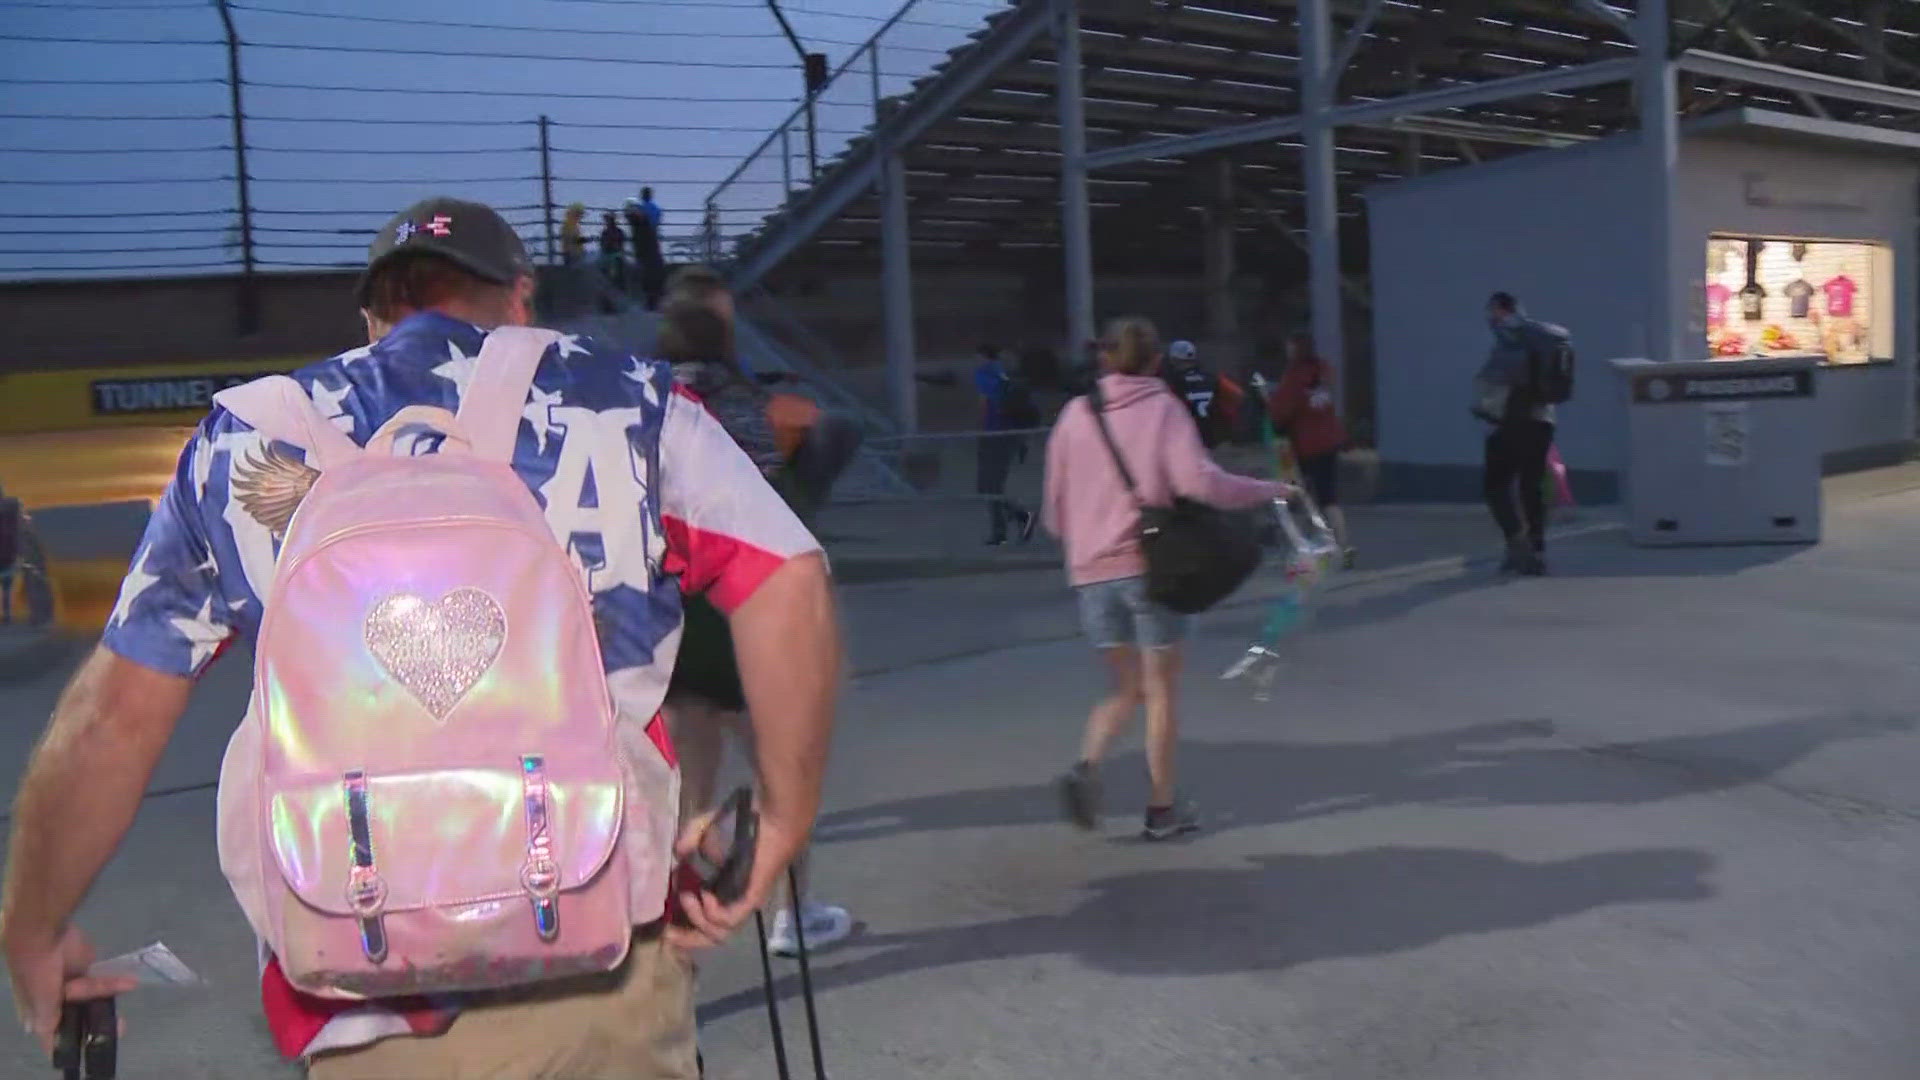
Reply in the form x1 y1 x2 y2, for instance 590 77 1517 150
210 327 633 999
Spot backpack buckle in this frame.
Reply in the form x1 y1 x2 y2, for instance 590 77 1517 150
520 756 562 942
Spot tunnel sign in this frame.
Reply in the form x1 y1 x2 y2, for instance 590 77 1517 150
90 372 283 416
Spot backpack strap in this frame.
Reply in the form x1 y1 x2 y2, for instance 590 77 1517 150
213 375 361 471
457 326 563 463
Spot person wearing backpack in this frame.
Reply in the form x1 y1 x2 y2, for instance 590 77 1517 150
655 291 857 960
1161 339 1244 450
1472 291 1574 576
0 197 841 1079
1045 317 1292 840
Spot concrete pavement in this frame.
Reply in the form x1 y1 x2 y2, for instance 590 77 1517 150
7 473 1920 1076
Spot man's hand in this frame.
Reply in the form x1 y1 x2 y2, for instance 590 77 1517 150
3 924 135 1055
0 646 190 1048
665 811 808 952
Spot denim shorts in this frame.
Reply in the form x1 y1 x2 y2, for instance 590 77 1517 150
1076 575 1190 651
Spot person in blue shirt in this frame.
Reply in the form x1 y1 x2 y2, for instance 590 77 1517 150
975 344 1036 545
634 187 667 311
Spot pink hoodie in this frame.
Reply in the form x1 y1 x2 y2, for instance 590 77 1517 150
1043 373 1288 587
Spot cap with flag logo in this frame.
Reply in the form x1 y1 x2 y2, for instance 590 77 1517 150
357 197 532 305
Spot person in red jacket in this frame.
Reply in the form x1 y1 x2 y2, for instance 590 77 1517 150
1269 332 1354 567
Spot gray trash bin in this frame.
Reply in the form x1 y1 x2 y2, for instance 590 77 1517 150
1611 356 1821 546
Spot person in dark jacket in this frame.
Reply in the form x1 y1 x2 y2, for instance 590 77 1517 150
1473 291 1559 575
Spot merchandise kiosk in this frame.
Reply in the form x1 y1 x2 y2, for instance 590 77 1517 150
1368 108 1920 504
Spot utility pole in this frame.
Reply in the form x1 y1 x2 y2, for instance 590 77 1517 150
538 115 556 266
765 0 826 180
212 0 257 335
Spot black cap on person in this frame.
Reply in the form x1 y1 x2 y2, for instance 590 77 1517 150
358 197 532 305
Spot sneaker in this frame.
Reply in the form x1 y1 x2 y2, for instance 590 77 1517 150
767 900 854 957
985 536 1008 547
1018 509 1039 544
1341 547 1357 571
1521 549 1548 577
1141 797 1201 841
1058 762 1101 831
1499 537 1530 574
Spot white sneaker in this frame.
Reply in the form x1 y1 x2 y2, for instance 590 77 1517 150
767 901 853 957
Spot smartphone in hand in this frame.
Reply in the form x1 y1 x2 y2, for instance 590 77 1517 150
700 786 758 906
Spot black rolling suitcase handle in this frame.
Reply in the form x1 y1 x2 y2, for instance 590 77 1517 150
755 864 828 1080
51 997 116 1079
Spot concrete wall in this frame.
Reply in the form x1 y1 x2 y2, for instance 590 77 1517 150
1366 136 1650 501
0 271 363 373
1675 134 1918 469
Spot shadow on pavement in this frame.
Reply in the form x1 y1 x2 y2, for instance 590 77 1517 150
699 845 1714 1025
1536 532 1807 579
815 713 1914 846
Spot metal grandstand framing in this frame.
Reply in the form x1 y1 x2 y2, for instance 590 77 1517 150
707 0 1920 430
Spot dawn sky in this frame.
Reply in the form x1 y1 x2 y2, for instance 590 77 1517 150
0 0 1006 279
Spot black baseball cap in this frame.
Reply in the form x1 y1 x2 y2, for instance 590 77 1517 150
357 197 532 305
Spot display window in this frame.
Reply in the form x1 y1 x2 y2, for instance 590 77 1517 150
1704 235 1892 365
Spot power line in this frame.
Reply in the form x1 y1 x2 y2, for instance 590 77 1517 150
241 39 795 67
245 175 539 184
248 114 533 126
0 262 238 273
0 225 229 236
0 33 222 45
250 205 541 215
246 80 800 104
0 77 222 86
0 113 225 121
0 245 236 256
0 176 232 185
0 146 232 154
250 145 538 155
550 122 856 133
0 208 233 219
228 3 786 39
0 1 206 8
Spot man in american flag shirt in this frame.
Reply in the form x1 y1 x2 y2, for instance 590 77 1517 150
0 198 841 1078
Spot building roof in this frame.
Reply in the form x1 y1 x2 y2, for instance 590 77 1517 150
716 0 1920 277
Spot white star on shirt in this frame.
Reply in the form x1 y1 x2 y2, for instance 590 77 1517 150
555 334 590 361
623 358 660 407
337 344 376 366
189 430 217 500
523 384 564 454
309 378 353 433
108 548 161 629
170 595 226 671
433 339 477 399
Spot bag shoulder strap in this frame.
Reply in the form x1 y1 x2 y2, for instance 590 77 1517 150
1084 380 1142 506
213 375 361 471
457 326 563 463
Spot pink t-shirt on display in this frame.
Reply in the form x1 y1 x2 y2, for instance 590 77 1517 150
1705 283 1732 327
1823 275 1857 317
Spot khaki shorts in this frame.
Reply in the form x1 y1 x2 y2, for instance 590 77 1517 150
306 929 697 1080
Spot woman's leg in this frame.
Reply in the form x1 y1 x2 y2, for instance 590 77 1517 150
1140 644 1184 808
1080 645 1144 765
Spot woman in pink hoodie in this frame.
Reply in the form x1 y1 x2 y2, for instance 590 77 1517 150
1043 316 1292 839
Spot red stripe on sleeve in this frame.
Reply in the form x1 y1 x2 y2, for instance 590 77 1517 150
662 514 790 615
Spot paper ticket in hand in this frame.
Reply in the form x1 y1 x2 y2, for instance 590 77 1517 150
86 942 202 989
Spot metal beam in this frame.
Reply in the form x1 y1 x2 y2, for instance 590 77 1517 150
879 151 917 434
1676 50 1920 115
1573 0 1632 36
1716 4 1828 119
1325 0 1386 94
727 0 1052 291
1055 0 1094 361
1084 57 1637 172
1639 0 1680 361
1300 0 1346 414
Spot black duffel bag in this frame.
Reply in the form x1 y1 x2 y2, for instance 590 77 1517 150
1086 383 1264 615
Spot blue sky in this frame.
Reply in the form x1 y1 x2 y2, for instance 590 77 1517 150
0 0 1004 279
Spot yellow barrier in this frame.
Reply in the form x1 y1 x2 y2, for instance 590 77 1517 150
0 356 311 435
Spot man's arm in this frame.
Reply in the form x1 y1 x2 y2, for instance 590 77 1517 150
730 552 839 897
1 648 191 950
